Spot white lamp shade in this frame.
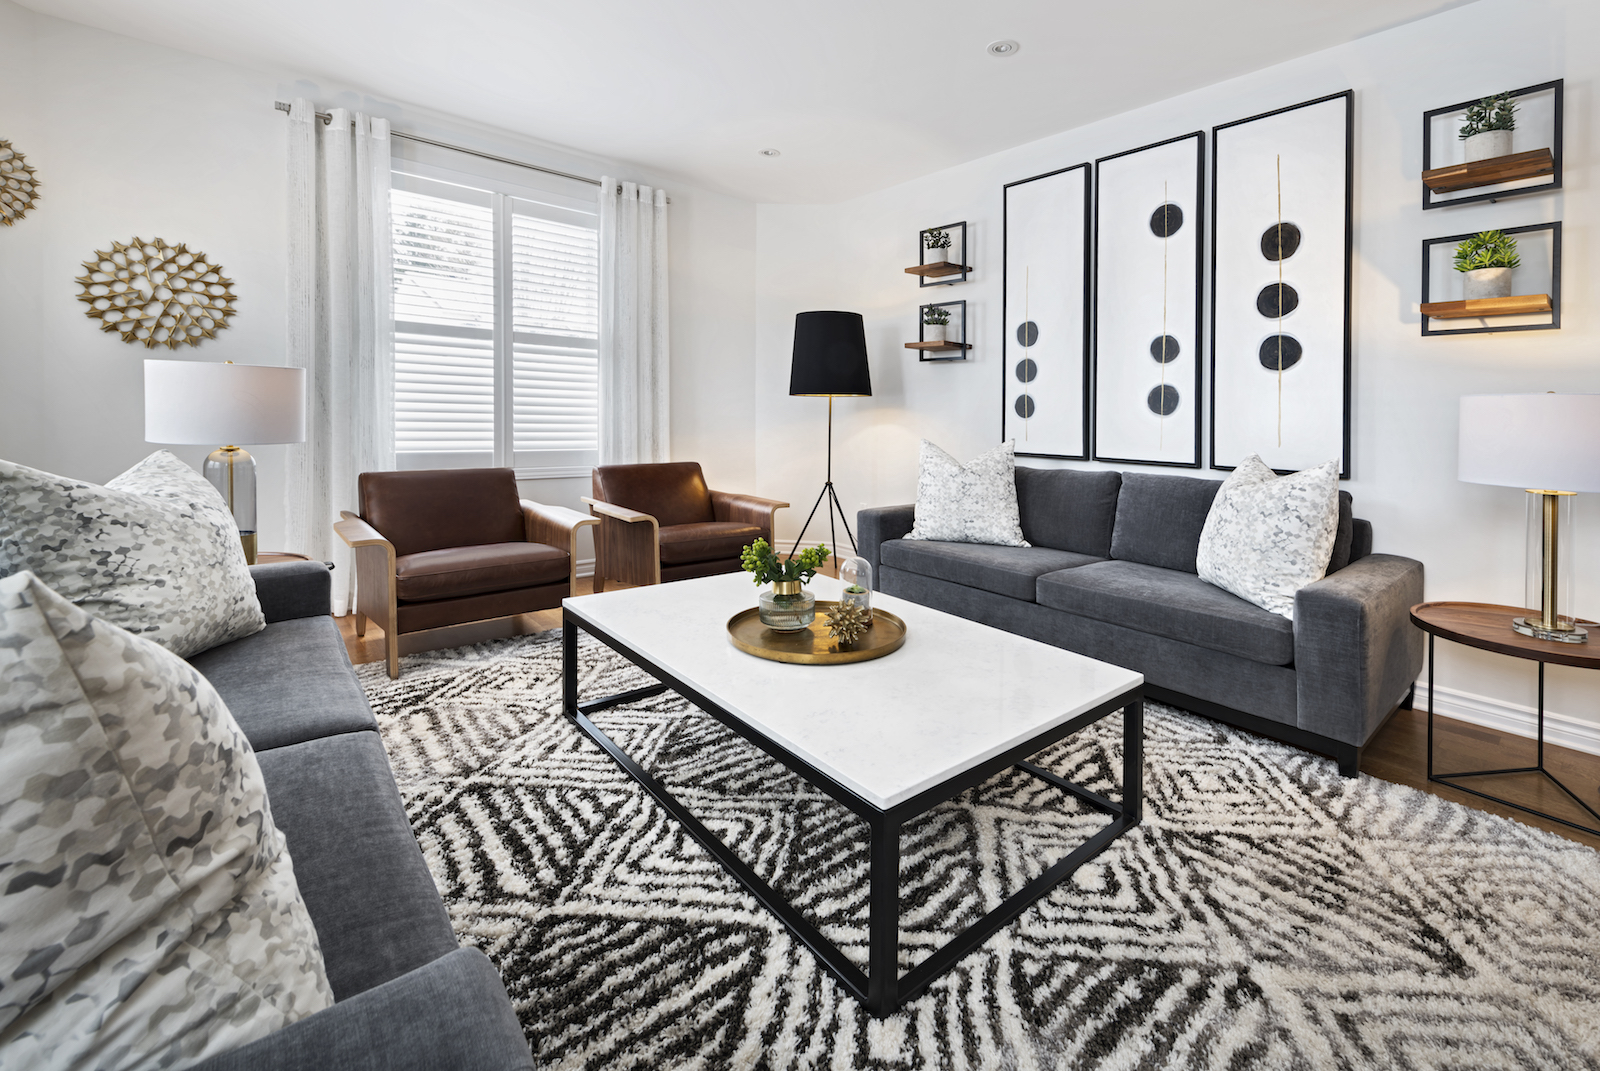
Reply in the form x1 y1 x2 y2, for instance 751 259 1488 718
145 360 307 445
1459 393 1600 493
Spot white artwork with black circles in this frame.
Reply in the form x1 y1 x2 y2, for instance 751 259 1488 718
1213 94 1350 474
1004 166 1087 459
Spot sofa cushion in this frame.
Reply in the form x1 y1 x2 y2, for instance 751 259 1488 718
593 461 716 528
188 615 378 751
881 538 1102 602
0 571 332 1069
256 733 460 1001
658 521 763 565
1036 559 1295 666
395 542 568 602
1014 467 1122 557
359 468 525 558
1109 473 1223 573
906 439 1029 546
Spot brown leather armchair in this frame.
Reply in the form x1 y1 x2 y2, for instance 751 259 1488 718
334 467 596 679
583 462 788 590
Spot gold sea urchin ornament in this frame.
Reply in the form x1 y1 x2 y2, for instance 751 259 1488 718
75 238 237 349
824 601 870 646
0 140 40 225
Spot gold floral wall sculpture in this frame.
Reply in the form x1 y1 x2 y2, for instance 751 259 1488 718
0 140 40 225
76 238 237 349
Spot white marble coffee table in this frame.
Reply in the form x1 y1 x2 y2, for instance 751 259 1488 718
562 571 1143 1017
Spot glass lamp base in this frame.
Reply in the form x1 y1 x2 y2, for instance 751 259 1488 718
1512 617 1589 644
203 445 258 565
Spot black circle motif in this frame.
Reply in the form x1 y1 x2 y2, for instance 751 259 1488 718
1015 359 1038 383
1260 222 1302 261
1149 335 1181 363
1258 334 1303 370
1016 321 1039 347
1150 203 1184 238
1256 283 1300 319
1147 384 1179 416
1014 395 1036 419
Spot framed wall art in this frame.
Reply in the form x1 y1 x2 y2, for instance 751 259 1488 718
1003 162 1090 459
1210 91 1352 477
1092 133 1204 467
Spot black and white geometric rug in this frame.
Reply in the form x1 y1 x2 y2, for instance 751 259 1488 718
357 632 1600 1070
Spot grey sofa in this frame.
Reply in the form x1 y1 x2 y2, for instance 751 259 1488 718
858 468 1425 776
186 560 532 1071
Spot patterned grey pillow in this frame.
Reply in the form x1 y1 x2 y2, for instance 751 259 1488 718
0 570 333 1069
905 440 1031 547
1195 454 1341 619
0 450 264 657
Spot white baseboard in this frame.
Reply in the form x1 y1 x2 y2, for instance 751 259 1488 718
1415 678 1600 758
576 556 595 579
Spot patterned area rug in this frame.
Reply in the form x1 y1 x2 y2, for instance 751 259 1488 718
356 632 1600 1070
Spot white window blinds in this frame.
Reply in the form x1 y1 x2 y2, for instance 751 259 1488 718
390 169 599 475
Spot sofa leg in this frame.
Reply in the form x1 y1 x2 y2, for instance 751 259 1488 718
354 612 367 638
1405 683 1416 709
1335 743 1361 778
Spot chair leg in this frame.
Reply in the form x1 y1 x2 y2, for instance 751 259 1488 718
593 573 606 593
354 612 367 637
387 636 400 680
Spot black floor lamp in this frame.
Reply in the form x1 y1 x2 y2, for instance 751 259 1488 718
789 310 872 558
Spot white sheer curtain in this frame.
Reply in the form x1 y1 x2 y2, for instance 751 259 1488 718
284 99 395 614
597 179 670 464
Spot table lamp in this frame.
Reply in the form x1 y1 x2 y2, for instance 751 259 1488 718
1459 393 1600 643
789 311 872 556
144 359 308 564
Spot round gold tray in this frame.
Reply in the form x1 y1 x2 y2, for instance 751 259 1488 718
726 601 907 665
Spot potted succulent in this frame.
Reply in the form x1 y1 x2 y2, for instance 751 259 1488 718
1459 92 1517 162
922 304 951 344
1453 229 1521 300
741 538 831 631
924 227 952 265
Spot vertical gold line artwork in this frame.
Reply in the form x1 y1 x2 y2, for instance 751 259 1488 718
1159 183 1168 449
1276 155 1284 448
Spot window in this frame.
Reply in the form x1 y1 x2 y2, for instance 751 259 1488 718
390 166 599 477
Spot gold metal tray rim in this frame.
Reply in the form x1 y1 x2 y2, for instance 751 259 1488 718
726 601 908 665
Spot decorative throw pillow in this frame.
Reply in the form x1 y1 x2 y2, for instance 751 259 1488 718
905 439 1030 547
0 570 333 1070
1195 454 1341 619
0 451 264 657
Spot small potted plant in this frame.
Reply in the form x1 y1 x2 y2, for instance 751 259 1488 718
924 227 952 265
741 538 831 631
922 304 951 344
1453 229 1521 300
1459 92 1516 162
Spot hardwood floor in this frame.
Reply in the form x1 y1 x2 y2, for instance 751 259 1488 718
338 575 1600 852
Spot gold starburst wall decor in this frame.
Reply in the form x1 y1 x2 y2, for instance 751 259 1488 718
0 140 41 225
76 238 237 349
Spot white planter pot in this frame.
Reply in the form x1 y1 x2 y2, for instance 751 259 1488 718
1462 266 1514 300
924 247 948 264
1464 129 1512 162
923 323 947 343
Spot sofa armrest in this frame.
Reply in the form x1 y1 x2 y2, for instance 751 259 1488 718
1294 553 1425 748
710 490 788 540
856 505 916 590
522 500 597 591
191 947 530 1071
250 561 332 623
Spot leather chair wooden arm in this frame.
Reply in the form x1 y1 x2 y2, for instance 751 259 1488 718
335 511 401 678
522 500 598 592
581 497 660 589
710 490 789 534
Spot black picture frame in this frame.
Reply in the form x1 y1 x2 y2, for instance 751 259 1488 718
1002 162 1092 460
1422 80 1562 211
917 221 969 287
917 299 968 361
1208 90 1353 479
1420 221 1561 336
1091 131 1205 469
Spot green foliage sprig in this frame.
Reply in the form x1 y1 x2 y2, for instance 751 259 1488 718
1459 93 1517 139
922 305 951 325
924 228 952 250
1453 230 1521 272
740 539 830 586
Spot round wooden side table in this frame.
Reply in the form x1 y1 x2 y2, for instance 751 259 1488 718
1410 601 1600 836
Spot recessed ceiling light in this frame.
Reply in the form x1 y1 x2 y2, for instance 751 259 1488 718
987 39 1020 57
759 148 781 157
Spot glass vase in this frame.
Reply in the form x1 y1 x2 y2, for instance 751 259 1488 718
759 581 815 632
839 557 873 622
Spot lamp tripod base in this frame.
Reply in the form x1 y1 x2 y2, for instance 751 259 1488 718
1512 617 1588 644
790 481 857 561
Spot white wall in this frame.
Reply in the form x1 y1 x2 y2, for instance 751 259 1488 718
751 0 1600 745
0 0 758 563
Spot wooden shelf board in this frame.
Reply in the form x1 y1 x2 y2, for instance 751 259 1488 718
1421 148 1554 193
904 262 970 278
1421 294 1552 319
905 340 971 351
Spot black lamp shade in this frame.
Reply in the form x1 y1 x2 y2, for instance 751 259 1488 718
789 311 872 397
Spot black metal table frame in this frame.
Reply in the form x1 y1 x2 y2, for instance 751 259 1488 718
562 608 1144 1017
1425 632 1600 837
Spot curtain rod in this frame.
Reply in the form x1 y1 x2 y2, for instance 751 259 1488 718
273 101 603 188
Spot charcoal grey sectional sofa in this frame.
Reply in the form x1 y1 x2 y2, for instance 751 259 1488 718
858 467 1424 776
187 561 532 1071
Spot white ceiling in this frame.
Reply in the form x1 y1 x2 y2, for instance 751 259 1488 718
23 0 1474 203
